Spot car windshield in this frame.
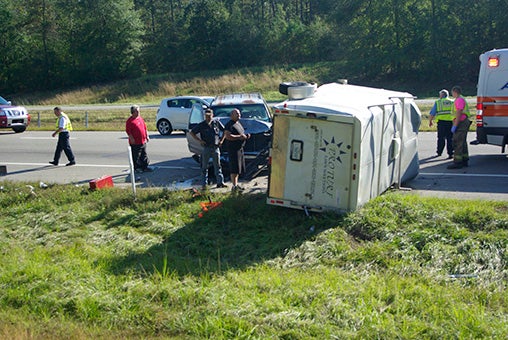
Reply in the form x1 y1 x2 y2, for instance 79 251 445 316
0 96 9 105
202 97 214 105
211 104 271 122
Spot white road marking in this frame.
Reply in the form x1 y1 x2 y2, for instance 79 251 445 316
1 162 197 170
421 172 508 178
20 137 77 140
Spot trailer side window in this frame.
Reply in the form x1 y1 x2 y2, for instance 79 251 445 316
410 103 421 133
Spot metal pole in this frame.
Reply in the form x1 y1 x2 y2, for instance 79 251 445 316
37 112 41 127
395 97 411 191
85 111 89 128
128 146 136 199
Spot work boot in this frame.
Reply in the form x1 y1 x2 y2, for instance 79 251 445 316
447 162 463 169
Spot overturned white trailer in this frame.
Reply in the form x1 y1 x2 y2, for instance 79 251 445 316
267 82 422 212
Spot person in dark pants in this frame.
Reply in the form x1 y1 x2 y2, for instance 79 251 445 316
49 107 75 166
224 108 250 192
447 85 472 169
429 89 454 159
126 105 152 172
190 108 227 189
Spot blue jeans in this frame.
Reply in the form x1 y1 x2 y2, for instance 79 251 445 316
201 146 224 186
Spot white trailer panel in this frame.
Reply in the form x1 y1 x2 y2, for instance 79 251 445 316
267 83 421 212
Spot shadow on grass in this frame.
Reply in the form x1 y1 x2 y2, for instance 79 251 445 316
107 192 342 277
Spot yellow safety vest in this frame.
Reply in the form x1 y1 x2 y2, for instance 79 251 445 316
434 98 453 122
55 112 73 131
450 95 470 119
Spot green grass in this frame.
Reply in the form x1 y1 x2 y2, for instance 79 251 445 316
0 182 506 339
17 63 466 132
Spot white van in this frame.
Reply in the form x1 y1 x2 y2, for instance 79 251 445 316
267 82 421 213
475 48 508 152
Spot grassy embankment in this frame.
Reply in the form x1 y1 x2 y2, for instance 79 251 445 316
0 184 506 339
18 64 437 132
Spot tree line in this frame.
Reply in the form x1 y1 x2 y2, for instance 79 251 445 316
1 0 507 95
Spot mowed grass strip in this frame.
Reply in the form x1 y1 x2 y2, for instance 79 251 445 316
27 108 158 132
0 183 506 339
21 64 441 132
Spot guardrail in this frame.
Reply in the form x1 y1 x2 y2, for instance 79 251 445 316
30 107 158 130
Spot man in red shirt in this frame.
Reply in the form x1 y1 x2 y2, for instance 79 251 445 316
126 105 152 172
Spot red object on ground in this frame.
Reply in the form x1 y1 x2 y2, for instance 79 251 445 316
198 201 223 218
89 175 114 190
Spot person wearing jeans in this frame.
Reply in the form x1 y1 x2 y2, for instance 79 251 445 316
190 108 227 189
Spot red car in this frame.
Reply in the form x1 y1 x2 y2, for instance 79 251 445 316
0 96 30 133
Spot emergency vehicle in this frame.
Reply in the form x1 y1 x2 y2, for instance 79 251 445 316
475 48 508 152
267 82 421 213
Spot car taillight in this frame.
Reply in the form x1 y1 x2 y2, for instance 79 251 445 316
476 102 483 127
488 56 499 67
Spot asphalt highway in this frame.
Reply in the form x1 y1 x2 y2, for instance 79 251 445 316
1 130 507 201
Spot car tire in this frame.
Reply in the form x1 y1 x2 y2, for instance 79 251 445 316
12 126 26 133
279 81 311 95
157 119 173 135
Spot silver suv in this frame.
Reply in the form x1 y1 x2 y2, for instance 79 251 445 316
187 92 272 168
0 96 30 133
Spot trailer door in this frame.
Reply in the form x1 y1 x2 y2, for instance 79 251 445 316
269 115 354 211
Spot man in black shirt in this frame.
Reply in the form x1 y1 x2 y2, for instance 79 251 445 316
190 109 227 189
224 108 250 192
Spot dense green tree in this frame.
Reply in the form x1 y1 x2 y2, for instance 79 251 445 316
55 0 144 85
2 0 508 94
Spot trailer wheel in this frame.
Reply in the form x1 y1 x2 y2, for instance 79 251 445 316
279 81 311 95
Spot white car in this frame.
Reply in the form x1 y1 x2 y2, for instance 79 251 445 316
156 96 214 135
0 96 30 133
